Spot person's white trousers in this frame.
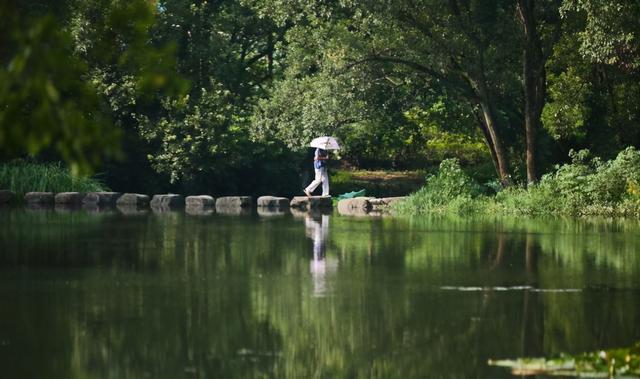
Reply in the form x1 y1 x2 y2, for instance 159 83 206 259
305 168 329 196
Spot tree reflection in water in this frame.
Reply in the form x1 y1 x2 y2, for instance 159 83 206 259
1 211 640 378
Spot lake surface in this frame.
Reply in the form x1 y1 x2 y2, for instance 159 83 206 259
1 208 640 378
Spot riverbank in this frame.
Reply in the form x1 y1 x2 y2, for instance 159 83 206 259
397 148 640 217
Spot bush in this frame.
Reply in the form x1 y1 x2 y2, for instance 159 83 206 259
497 147 640 216
0 161 108 199
396 158 486 214
399 147 640 217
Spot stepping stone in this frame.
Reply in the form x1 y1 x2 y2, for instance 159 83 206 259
117 193 150 207
186 195 215 208
337 197 373 216
83 192 122 206
0 190 15 204
55 192 84 205
150 194 184 209
257 196 290 209
24 192 55 205
216 196 252 208
290 196 332 210
368 197 406 211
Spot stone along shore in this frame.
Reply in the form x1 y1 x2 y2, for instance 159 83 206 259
0 191 404 216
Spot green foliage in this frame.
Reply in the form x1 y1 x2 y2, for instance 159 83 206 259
70 0 185 101
136 88 304 196
542 68 591 140
497 147 640 216
560 0 640 71
250 0 517 171
396 158 486 215
3 0 640 196
0 0 184 176
137 88 234 184
251 71 364 151
543 15 640 162
400 147 640 216
0 13 120 175
130 0 298 194
405 104 490 165
0 161 108 199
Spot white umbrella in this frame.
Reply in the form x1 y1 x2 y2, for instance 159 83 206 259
309 136 341 150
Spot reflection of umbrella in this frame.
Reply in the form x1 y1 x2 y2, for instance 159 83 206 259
310 136 341 150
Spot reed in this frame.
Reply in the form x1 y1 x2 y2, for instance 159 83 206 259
0 161 108 199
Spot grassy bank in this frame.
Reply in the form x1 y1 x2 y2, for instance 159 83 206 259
397 147 640 217
0 161 108 199
331 169 426 198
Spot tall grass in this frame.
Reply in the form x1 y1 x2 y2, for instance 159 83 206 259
0 161 108 199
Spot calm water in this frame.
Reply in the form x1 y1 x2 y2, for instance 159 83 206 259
1 208 640 378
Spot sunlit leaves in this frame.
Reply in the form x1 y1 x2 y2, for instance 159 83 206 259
560 0 640 71
136 87 233 183
541 68 591 140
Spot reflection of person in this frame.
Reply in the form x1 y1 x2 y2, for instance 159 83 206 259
303 148 329 197
305 213 336 297
305 213 329 260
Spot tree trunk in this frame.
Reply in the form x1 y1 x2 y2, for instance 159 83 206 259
518 0 546 185
469 45 512 186
476 114 500 178
479 101 511 185
471 68 511 185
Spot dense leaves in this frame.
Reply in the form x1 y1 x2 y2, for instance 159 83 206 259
0 11 119 175
1 0 640 196
399 148 640 216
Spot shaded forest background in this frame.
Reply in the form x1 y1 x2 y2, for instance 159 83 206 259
1 0 639 196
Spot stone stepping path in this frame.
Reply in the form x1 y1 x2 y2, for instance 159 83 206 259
1 189 406 216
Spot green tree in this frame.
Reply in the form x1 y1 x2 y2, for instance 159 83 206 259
66 0 186 191
251 0 537 184
0 3 120 175
1 0 184 177
135 0 297 193
561 0 640 71
542 1 640 159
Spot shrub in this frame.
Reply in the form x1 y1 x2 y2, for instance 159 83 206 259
492 147 640 216
399 147 640 217
397 158 485 214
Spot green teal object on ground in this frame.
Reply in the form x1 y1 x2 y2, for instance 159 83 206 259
337 189 366 200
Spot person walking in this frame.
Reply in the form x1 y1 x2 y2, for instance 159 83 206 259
304 147 330 197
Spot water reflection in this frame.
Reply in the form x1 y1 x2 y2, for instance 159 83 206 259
304 213 337 297
1 211 640 378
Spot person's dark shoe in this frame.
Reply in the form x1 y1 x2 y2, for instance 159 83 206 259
303 189 312 197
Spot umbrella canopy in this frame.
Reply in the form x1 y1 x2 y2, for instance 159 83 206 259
309 136 341 150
